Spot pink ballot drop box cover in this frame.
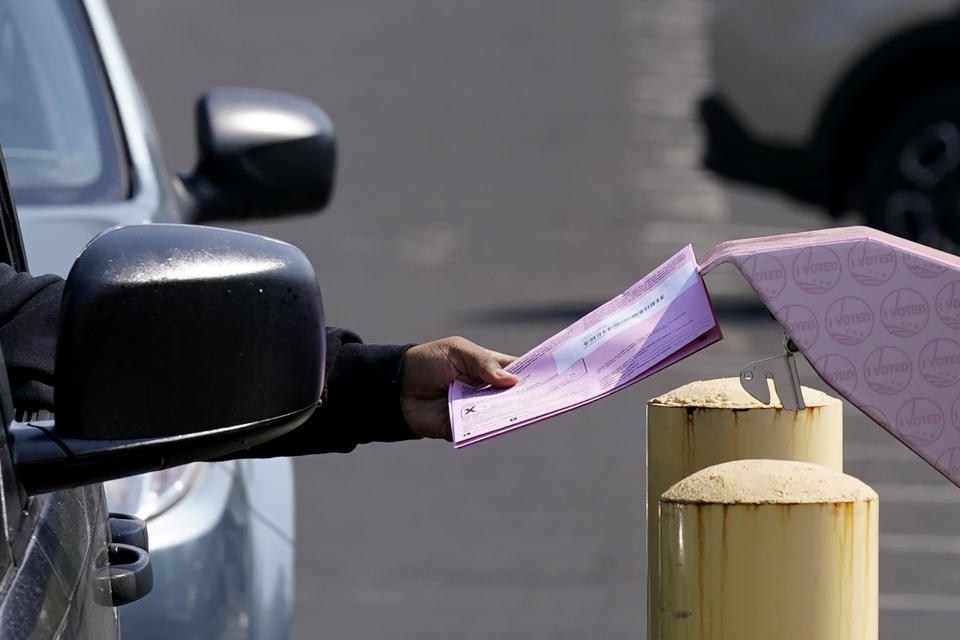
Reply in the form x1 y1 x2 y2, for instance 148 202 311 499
700 226 960 488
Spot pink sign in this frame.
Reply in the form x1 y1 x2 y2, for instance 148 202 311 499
700 226 960 489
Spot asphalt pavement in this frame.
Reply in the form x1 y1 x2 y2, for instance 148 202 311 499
110 1 960 638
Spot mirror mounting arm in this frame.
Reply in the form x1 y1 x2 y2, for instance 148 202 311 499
10 404 316 495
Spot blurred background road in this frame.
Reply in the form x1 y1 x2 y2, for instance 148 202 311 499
110 1 960 638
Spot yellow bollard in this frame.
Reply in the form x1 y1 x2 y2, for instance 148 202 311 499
647 379 843 640
659 459 878 640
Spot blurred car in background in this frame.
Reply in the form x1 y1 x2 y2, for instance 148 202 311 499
700 0 960 250
0 0 336 637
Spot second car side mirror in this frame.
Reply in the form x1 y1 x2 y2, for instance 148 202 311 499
10 224 325 494
177 87 337 222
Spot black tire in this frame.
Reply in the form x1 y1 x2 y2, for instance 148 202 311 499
859 81 960 252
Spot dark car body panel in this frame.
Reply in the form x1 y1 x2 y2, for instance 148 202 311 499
699 94 825 207
0 488 119 639
0 147 120 637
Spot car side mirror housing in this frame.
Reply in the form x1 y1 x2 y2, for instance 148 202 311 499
177 87 336 222
10 224 325 494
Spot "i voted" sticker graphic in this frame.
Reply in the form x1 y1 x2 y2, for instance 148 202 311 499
935 281 960 329
848 240 897 286
825 297 874 346
919 338 960 388
813 354 858 396
896 398 944 447
903 253 948 279
864 346 912 396
778 305 819 350
793 247 841 294
880 288 929 337
742 254 786 300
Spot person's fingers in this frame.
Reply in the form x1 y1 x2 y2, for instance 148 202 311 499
487 351 519 386
488 350 517 368
449 338 519 388
488 365 519 387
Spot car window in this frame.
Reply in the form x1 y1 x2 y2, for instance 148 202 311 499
0 0 127 206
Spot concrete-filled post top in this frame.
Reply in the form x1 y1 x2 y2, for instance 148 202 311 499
649 378 839 410
661 459 878 505
658 458 879 640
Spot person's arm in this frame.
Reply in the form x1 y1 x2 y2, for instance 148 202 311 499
232 334 517 457
0 264 62 414
0 262 518 452
232 328 415 456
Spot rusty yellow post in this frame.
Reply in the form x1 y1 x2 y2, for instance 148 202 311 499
659 459 878 640
646 379 843 639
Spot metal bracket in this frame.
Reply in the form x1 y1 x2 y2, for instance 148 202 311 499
739 335 806 411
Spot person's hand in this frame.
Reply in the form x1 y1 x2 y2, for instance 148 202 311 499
400 336 518 440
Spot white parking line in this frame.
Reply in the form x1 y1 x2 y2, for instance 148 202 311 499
881 534 960 554
881 592 960 612
625 0 730 224
843 440 918 463
873 484 960 505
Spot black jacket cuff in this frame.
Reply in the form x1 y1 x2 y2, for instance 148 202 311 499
225 330 420 458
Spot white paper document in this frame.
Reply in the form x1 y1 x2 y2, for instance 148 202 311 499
449 245 721 447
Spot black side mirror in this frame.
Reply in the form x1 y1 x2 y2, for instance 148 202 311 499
10 224 325 494
177 87 336 222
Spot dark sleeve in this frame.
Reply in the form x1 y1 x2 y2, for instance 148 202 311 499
0 264 62 413
0 261 419 455
226 328 422 457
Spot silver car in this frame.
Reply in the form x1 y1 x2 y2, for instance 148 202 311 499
1 0 336 637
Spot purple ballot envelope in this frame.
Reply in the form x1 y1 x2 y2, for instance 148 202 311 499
449 245 721 447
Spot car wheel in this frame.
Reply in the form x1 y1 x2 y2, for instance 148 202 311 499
859 82 960 252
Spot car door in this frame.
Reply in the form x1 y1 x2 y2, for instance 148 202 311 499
0 144 122 639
